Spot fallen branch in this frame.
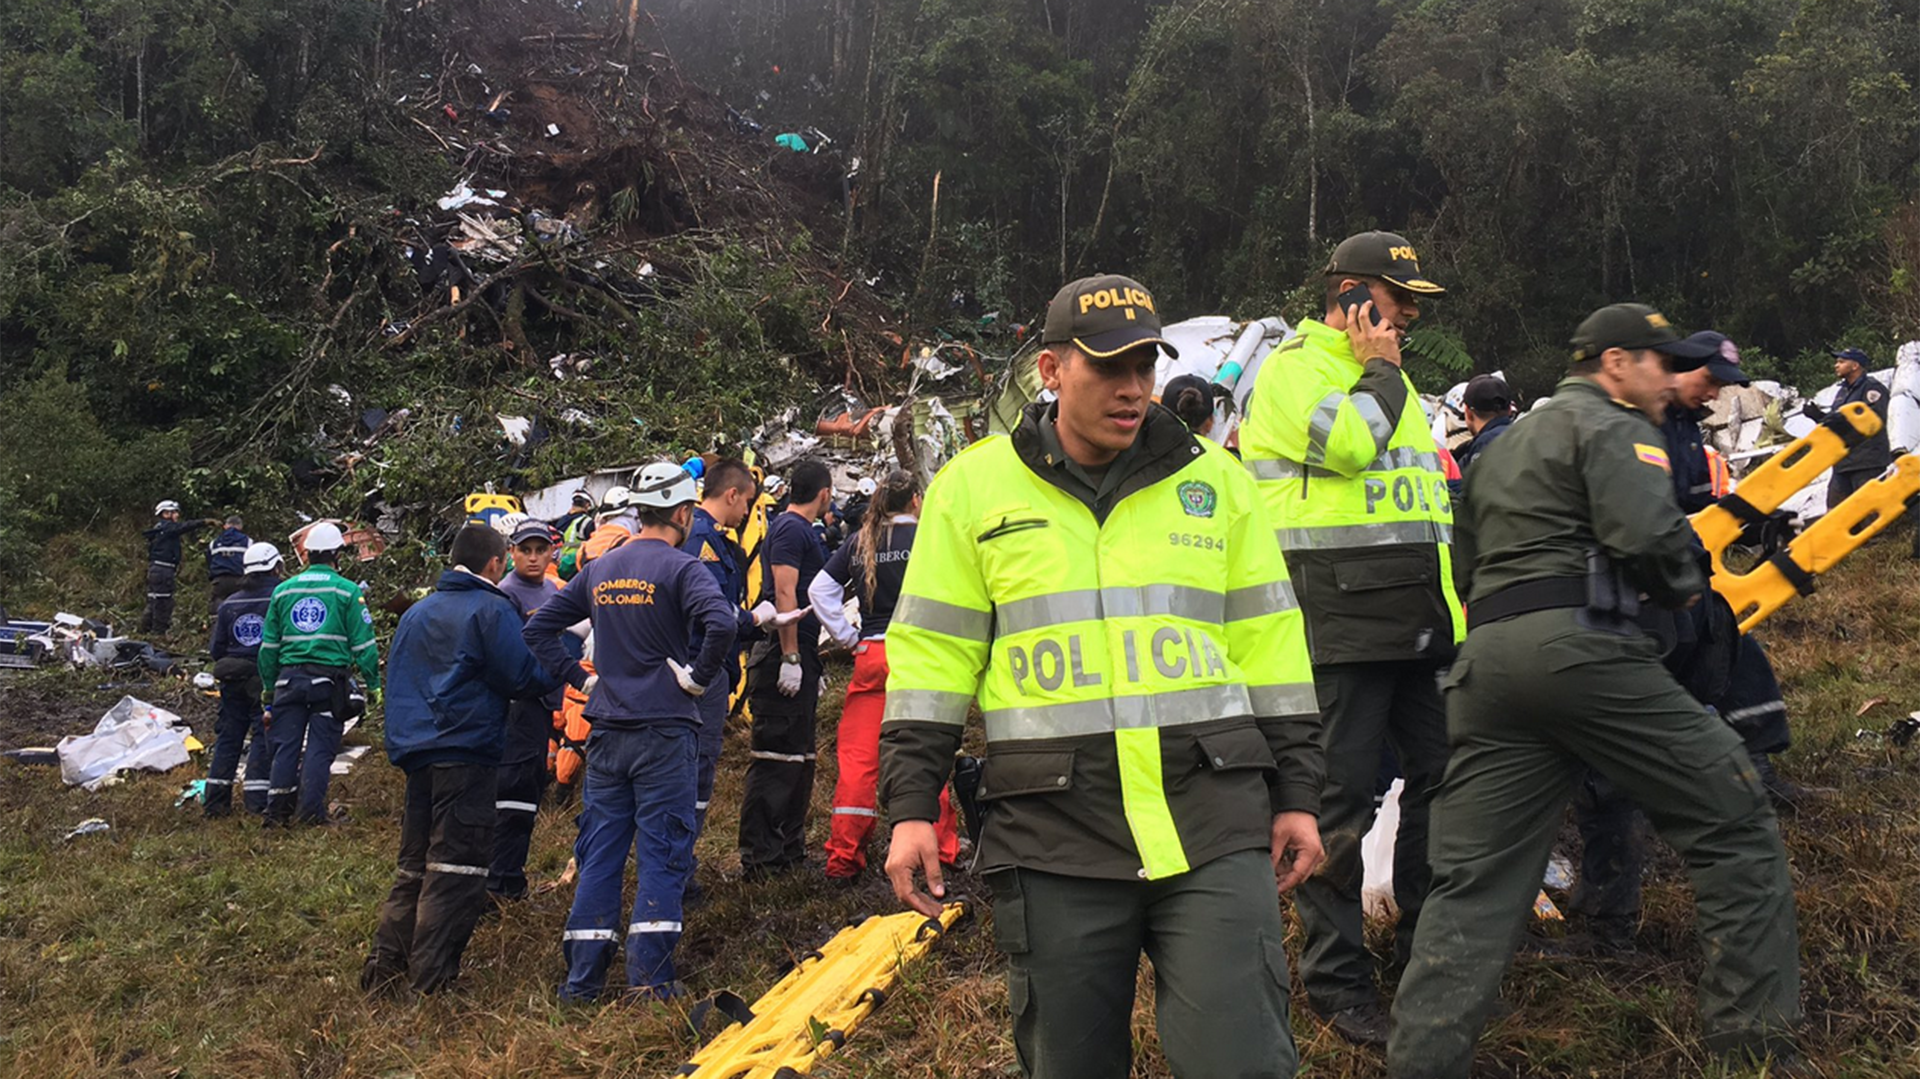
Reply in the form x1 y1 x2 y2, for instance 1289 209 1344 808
384 285 495 349
409 115 453 152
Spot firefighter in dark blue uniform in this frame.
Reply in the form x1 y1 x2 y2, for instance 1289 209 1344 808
205 542 284 817
682 460 801 851
142 500 216 633
207 515 253 613
1660 333 1801 796
1804 347 1891 511
525 462 738 1001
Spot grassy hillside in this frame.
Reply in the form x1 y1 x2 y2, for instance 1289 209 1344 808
3 541 1919 1078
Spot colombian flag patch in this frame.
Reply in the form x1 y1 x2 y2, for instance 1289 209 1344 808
1633 443 1671 472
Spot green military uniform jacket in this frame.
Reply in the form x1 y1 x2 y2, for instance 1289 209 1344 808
258 563 381 690
879 402 1323 881
1454 377 1704 607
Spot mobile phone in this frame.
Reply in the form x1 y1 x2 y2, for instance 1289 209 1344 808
1338 283 1385 328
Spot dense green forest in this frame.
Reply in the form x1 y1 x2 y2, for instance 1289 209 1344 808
654 0 1918 368
1 0 1915 599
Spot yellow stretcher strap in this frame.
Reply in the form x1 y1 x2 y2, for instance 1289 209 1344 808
680 901 970 1078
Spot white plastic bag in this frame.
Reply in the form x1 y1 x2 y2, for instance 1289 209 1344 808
57 696 191 791
1360 779 1403 918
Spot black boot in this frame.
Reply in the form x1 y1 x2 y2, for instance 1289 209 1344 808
1750 752 1829 811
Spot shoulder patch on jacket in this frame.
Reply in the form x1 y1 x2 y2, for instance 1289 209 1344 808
1633 444 1671 472
699 543 721 562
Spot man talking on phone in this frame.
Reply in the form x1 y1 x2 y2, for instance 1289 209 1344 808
1239 231 1462 1047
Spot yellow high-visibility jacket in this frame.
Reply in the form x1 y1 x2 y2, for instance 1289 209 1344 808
879 402 1323 881
1239 319 1464 664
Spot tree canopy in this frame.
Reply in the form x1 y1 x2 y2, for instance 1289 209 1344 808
1 0 1915 574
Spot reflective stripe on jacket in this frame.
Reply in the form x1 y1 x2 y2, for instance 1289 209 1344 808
1239 318 1464 663
879 403 1322 882
259 565 381 690
207 528 251 578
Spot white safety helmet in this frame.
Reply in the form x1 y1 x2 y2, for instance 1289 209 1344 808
243 541 284 573
629 462 698 510
154 500 181 515
855 477 877 497
493 511 529 536
601 485 633 511
305 521 347 552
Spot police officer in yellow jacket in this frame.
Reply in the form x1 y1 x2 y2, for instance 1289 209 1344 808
880 275 1326 1079
1238 231 1462 1046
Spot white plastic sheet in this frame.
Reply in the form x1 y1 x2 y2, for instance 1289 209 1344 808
57 696 192 791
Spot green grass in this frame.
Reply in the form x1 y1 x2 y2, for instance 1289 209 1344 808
4 541 1920 1077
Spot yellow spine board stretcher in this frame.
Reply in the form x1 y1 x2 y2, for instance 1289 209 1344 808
1690 402 1920 633
726 471 779 725
678 902 969 1079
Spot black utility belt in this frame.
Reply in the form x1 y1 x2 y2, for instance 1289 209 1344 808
1469 578 1649 639
1466 577 1583 630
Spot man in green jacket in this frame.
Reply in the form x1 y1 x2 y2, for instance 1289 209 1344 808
1386 304 1802 1077
259 522 382 825
1238 231 1462 1046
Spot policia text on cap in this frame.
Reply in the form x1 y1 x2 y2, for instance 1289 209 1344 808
879 274 1327 1078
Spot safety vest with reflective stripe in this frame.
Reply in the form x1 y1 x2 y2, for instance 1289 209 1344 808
1239 318 1464 663
258 564 381 690
883 431 1315 880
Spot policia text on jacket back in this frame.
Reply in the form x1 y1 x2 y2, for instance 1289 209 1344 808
1237 230 1462 1047
879 275 1326 1079
1385 304 1803 1078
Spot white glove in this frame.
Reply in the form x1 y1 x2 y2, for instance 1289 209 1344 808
750 600 777 627
666 658 705 697
581 673 600 699
835 629 862 650
769 605 812 628
777 661 803 697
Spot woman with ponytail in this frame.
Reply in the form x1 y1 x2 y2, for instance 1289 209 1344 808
808 468 961 883
1161 373 1224 441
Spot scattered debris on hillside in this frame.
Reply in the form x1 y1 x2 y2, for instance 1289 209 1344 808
57 697 195 791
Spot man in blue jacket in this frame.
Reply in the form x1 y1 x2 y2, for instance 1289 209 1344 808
525 461 737 1001
207 515 253 614
362 524 564 996
204 541 282 818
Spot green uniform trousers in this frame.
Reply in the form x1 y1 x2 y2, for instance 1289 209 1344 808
1295 660 1450 1013
987 848 1299 1079
1386 609 1802 1078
